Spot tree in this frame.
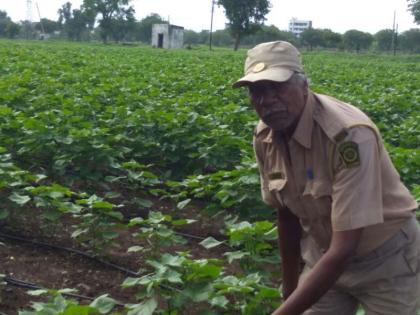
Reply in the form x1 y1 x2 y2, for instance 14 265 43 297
0 10 11 37
6 22 21 38
109 7 136 42
374 29 394 51
407 0 420 24
217 0 271 50
82 0 135 43
242 25 297 46
343 30 373 52
184 29 202 45
321 29 342 49
212 29 234 46
399 28 420 52
136 13 166 43
35 18 60 34
58 3 93 41
301 28 325 50
0 10 22 39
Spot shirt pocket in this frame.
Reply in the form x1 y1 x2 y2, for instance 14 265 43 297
302 179 332 217
268 178 287 207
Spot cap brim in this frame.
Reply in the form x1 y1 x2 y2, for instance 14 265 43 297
232 68 294 88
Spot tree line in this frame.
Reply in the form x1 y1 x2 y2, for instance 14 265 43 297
0 0 419 53
0 0 165 43
185 26 420 53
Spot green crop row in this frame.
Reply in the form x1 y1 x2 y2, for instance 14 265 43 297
0 40 418 314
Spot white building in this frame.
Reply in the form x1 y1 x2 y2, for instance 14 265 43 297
151 24 184 49
288 18 312 37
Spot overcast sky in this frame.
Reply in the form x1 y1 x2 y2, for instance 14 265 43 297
1 0 418 34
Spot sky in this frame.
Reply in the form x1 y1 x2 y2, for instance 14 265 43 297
0 0 418 34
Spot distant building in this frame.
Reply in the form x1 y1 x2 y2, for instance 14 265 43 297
151 24 184 49
288 18 312 37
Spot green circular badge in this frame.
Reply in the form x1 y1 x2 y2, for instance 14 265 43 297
338 141 360 168
343 146 358 163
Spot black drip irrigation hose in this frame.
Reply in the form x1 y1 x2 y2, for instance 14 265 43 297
0 229 231 279
3 276 125 307
0 231 140 277
0 229 232 310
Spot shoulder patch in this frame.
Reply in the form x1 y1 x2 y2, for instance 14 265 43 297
338 141 360 168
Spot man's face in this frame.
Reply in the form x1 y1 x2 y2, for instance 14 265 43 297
248 76 308 132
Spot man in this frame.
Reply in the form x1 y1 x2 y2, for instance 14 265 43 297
233 41 419 315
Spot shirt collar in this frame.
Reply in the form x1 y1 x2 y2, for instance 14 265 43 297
262 92 316 149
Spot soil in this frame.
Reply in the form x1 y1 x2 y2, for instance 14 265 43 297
0 198 265 315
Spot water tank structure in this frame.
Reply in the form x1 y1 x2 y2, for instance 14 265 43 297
151 24 184 49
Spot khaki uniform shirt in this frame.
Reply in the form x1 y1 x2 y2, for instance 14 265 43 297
254 92 418 257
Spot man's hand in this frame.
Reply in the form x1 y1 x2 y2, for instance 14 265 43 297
272 228 363 315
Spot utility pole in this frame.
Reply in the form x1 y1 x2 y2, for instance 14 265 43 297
36 2 46 35
394 23 398 56
209 0 215 50
391 10 396 55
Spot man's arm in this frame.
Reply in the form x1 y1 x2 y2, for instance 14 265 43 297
271 228 363 315
277 207 302 300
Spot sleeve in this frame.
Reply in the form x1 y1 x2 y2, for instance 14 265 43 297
331 127 384 231
253 136 282 209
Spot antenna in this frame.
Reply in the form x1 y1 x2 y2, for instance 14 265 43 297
26 0 33 22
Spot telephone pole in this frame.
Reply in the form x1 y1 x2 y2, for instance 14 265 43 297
391 10 397 55
209 0 215 50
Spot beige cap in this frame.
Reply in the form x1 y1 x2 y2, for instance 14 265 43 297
233 41 304 88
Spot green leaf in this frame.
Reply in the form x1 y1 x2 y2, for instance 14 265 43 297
122 277 140 288
224 250 250 264
199 237 224 249
89 294 117 314
127 246 144 253
9 193 31 205
62 305 95 315
57 288 78 294
210 295 229 308
91 201 114 210
104 191 122 199
102 231 119 240
127 298 157 315
177 199 191 209
255 286 280 299
71 228 88 238
129 217 144 226
160 254 185 267
166 270 183 284
134 198 153 208
0 209 9 220
27 289 48 296
172 219 197 226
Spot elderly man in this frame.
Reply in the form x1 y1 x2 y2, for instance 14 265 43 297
233 41 419 315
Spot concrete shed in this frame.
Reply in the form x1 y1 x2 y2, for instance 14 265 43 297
151 24 184 49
